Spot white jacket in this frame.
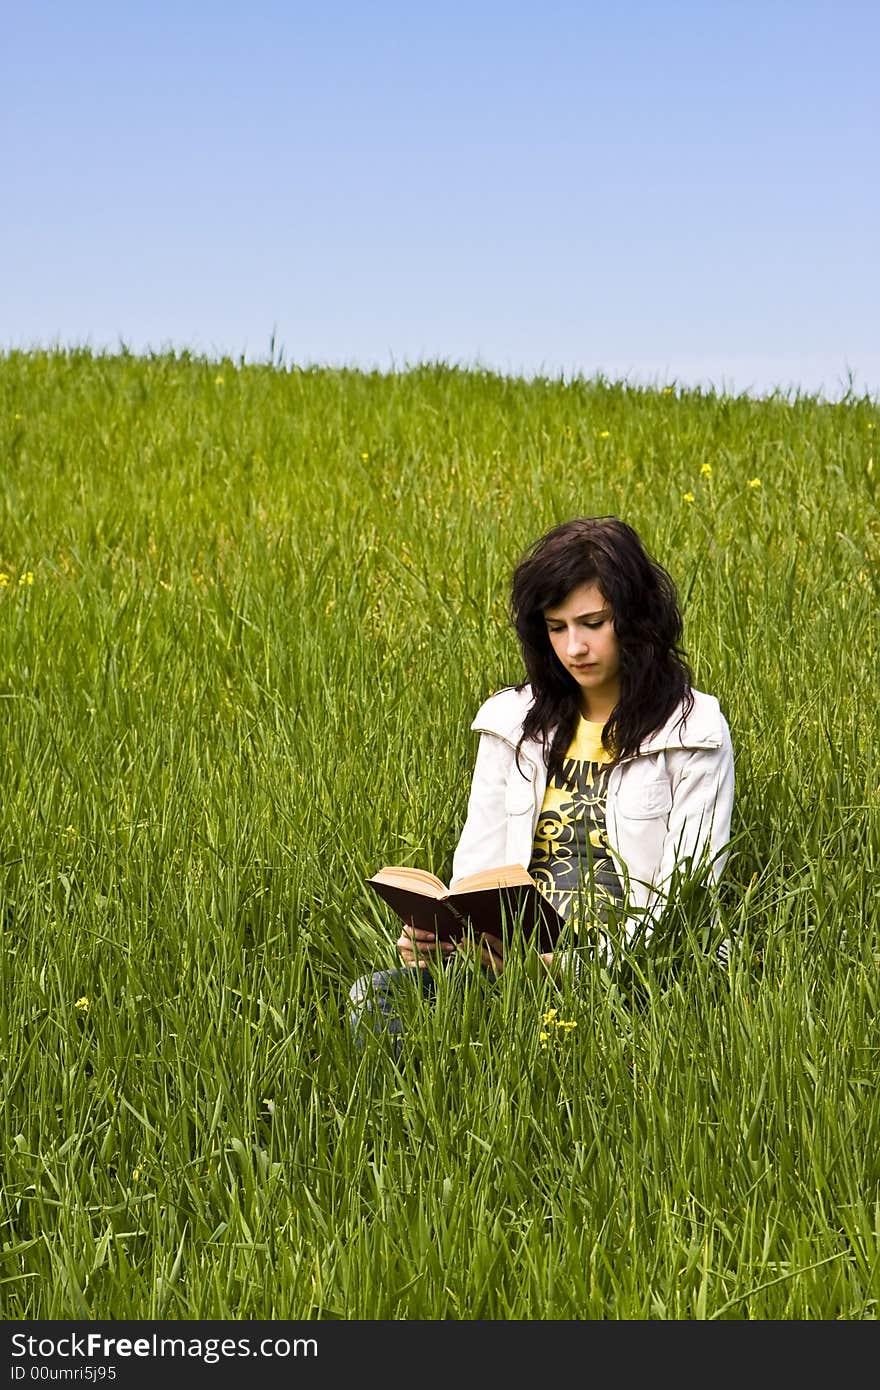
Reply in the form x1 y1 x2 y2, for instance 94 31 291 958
449 684 734 942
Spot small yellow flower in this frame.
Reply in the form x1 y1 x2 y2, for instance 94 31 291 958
13 412 23 421
131 1166 142 1183
748 477 762 489
214 374 225 386
324 598 336 616
700 463 712 478
598 430 610 439
539 1008 577 1048
18 572 34 586
360 451 370 461
683 491 695 504
663 386 674 396
0 573 9 587
74 996 90 1015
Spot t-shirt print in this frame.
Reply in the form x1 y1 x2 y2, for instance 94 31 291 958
528 717 623 936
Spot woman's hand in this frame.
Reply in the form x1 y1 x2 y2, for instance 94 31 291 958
396 924 457 969
459 931 506 974
454 936 555 976
396 925 519 976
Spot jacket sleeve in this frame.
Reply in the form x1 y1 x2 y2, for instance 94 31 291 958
448 732 512 888
644 719 735 926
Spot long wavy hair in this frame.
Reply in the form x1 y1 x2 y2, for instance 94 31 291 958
510 517 694 775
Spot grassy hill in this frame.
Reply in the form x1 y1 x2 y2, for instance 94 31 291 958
1 349 878 1317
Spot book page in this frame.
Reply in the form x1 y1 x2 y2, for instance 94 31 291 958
452 863 536 894
369 866 447 898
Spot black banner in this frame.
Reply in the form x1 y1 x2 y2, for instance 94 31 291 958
0 1317 838 1385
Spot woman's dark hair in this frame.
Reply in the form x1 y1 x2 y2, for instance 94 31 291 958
510 516 694 775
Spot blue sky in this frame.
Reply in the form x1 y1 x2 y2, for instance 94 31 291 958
5 1 878 398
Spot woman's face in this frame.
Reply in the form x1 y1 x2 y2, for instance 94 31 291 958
543 581 621 717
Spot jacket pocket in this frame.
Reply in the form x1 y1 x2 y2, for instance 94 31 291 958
614 777 672 820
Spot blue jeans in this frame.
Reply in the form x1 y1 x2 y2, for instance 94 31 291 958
348 966 438 1057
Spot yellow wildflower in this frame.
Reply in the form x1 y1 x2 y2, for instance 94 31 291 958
131 1166 142 1183
663 386 674 396
700 463 712 478
683 491 695 504
598 430 610 439
748 477 762 489
0 573 9 587
74 996 90 1015
539 1007 577 1048
360 451 370 461
214 374 225 386
18 572 34 586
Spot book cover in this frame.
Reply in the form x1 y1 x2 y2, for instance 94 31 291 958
366 864 565 953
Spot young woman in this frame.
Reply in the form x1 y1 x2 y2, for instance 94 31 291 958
349 516 735 1048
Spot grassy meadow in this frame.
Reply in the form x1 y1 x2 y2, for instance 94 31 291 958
0 348 878 1319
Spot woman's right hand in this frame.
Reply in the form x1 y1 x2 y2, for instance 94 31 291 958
396 924 457 969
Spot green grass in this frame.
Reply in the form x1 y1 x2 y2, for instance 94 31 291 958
0 347 878 1318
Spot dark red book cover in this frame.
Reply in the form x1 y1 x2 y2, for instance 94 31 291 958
367 876 564 952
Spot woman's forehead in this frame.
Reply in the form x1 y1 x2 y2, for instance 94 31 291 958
543 580 609 618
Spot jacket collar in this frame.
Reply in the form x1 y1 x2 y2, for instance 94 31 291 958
471 683 724 757
636 694 724 754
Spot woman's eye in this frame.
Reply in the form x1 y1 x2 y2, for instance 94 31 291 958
547 621 603 633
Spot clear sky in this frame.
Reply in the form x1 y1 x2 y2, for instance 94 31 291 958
4 0 878 399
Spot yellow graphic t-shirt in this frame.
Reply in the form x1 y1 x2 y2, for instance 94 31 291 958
528 718 623 938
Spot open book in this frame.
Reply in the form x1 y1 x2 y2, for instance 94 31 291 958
365 862 566 953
